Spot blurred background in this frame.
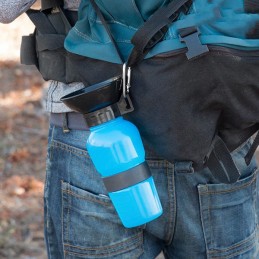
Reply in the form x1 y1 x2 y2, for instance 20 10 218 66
0 1 48 258
0 1 259 259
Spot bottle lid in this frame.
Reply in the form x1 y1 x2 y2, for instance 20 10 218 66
61 76 122 114
84 104 121 127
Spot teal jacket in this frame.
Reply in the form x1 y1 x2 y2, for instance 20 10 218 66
65 0 259 63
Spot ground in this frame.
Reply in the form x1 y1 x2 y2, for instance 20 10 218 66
0 3 258 259
0 3 48 258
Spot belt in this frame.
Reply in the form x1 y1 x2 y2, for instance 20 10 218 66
50 112 89 131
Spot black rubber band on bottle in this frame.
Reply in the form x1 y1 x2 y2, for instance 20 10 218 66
102 162 152 193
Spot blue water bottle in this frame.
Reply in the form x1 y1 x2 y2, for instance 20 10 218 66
61 76 163 228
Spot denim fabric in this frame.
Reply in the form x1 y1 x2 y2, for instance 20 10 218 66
44 124 259 259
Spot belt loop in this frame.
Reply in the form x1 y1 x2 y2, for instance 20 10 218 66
62 113 70 133
174 161 194 174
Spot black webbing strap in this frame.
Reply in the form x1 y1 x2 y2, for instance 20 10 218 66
20 32 39 67
89 0 191 66
20 9 57 66
245 130 259 165
102 162 151 193
21 2 74 66
207 136 241 184
127 0 192 67
36 34 66 51
244 0 259 13
89 0 124 63
26 9 57 34
41 0 64 11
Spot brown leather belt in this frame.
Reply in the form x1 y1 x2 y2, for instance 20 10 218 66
50 112 89 131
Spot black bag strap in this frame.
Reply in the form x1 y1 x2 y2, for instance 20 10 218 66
127 0 192 67
207 128 259 184
89 0 192 65
20 31 39 67
21 2 73 67
41 0 64 11
207 136 241 184
20 9 58 66
26 9 58 34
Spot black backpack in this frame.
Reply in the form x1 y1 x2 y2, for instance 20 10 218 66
21 0 259 184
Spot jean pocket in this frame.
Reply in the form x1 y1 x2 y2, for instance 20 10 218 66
61 181 143 259
198 169 258 259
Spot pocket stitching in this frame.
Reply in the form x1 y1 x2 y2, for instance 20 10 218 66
208 231 256 254
51 140 89 157
199 170 258 258
199 170 257 195
63 231 143 251
207 232 257 259
62 189 111 206
62 181 144 257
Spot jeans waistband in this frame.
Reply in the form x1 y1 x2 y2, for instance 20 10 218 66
50 113 89 131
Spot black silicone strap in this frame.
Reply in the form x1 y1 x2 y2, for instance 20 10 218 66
102 162 152 193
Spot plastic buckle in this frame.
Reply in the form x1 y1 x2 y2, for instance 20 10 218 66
117 94 134 115
179 26 209 60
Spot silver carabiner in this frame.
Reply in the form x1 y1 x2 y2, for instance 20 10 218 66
126 66 131 94
122 63 127 98
122 63 132 98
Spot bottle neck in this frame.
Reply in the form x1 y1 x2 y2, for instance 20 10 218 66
84 103 121 127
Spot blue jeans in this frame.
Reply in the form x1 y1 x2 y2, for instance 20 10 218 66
44 125 259 258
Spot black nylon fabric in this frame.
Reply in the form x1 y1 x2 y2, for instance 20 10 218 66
133 48 259 170
66 47 259 171
21 1 259 173
21 8 78 82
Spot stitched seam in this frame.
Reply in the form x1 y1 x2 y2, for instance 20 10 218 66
198 188 210 256
169 163 177 245
62 189 111 206
61 181 66 258
91 17 139 30
64 232 142 251
64 248 139 258
44 126 56 258
208 238 256 259
208 231 256 253
73 26 133 44
48 125 56 161
73 27 100 42
51 140 89 157
199 176 256 195
165 163 175 244
209 191 213 249
146 159 169 169
67 185 70 253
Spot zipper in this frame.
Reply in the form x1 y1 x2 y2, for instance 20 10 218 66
154 45 259 58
